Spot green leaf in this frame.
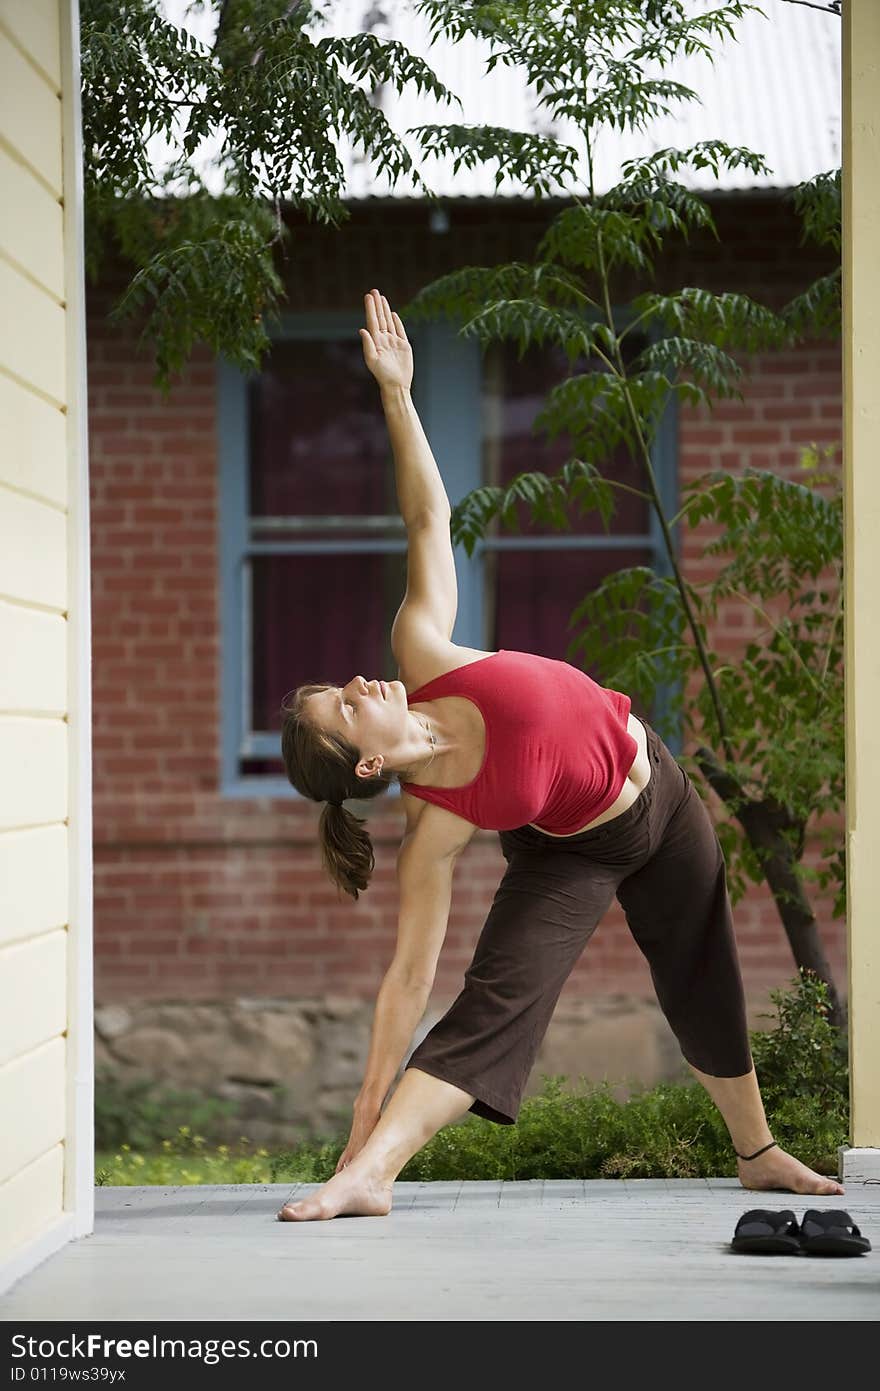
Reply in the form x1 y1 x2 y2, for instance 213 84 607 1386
631 288 790 352
791 169 841 252
781 270 842 341
621 139 771 183
109 199 284 389
538 204 663 277
407 122 580 197
634 337 743 398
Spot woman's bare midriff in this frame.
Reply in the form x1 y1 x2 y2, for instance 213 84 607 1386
526 713 651 838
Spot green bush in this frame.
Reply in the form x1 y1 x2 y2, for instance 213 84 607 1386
94 1067 240 1151
94 972 848 1185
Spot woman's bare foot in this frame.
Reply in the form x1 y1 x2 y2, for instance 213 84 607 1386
277 1160 393 1222
737 1145 844 1196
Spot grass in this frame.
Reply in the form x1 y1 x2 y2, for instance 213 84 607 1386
95 1127 339 1186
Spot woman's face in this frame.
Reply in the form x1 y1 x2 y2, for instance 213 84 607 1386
306 676 408 775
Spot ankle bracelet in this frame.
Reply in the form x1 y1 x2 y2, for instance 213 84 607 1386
734 1139 777 1161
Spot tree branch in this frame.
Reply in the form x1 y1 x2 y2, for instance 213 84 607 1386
775 0 841 15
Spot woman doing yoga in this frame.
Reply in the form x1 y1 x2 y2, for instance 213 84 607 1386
277 289 843 1221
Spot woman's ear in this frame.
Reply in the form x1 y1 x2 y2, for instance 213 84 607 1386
356 754 385 780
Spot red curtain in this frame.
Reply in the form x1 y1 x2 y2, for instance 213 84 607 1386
248 338 401 732
484 338 652 673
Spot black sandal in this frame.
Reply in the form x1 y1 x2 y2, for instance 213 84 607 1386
799 1209 872 1257
731 1209 801 1255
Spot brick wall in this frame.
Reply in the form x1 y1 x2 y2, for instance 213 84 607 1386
678 342 844 1006
88 194 845 1033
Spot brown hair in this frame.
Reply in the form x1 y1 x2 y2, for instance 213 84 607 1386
280 682 399 901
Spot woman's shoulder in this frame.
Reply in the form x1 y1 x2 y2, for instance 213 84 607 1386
397 633 498 695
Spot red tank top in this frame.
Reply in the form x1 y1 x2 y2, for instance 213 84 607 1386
399 649 637 834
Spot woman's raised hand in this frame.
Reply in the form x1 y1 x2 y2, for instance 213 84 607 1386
359 288 413 391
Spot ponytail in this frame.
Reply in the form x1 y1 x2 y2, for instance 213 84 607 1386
280 683 397 901
318 800 378 902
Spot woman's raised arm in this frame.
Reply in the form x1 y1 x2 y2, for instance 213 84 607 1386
360 288 451 525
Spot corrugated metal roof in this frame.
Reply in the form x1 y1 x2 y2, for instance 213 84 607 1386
159 0 840 198
314 0 840 198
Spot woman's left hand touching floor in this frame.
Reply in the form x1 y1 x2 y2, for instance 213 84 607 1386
333 1104 381 1174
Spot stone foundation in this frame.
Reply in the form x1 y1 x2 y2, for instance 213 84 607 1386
94 995 703 1148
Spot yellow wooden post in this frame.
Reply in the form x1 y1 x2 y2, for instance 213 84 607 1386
841 0 880 1181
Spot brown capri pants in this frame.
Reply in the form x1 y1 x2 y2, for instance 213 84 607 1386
404 717 753 1124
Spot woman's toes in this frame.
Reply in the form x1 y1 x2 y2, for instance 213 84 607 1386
278 1196 325 1221
276 1168 392 1222
794 1167 844 1196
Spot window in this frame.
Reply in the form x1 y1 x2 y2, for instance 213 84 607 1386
218 314 416 795
218 314 679 798
482 335 657 658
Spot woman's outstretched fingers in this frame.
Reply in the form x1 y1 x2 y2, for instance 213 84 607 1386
364 290 380 337
364 289 407 342
367 287 386 332
358 328 377 368
360 291 414 390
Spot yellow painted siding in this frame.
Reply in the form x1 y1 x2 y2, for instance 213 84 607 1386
0 826 68 950
0 0 81 1279
0 1148 65 1266
0 601 67 714
0 488 67 608
0 1038 66 1185
0 372 67 507
0 143 65 298
0 1 63 88
0 258 66 403
0 931 67 1067
0 718 67 830
0 29 62 194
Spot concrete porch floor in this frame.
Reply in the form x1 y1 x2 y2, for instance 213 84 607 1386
2 1180 878 1321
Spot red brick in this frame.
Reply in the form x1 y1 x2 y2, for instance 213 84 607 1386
761 357 810 375
682 428 725 445
707 405 758 423
727 428 784 445
183 939 232 955
127 938 181 956
743 379 788 400
792 378 840 398
789 425 840 443
760 402 815 422
93 436 157 456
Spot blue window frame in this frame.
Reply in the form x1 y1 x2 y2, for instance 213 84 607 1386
218 313 680 800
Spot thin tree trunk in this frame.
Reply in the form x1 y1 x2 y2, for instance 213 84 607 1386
695 743 845 1029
